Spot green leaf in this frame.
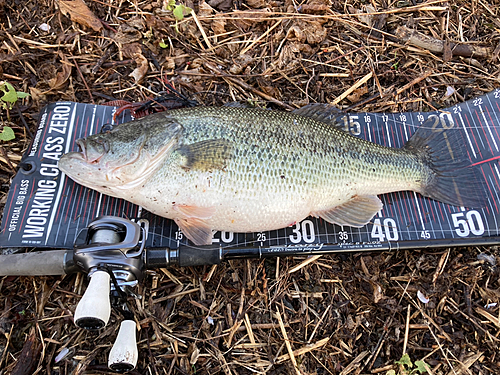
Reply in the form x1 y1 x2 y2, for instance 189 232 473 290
0 126 15 141
173 4 192 21
1 83 18 104
16 91 30 99
159 40 168 48
386 370 396 375
165 0 176 10
414 360 428 374
0 82 29 109
395 353 413 368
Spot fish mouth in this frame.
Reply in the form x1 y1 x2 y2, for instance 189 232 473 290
76 138 88 160
76 138 109 164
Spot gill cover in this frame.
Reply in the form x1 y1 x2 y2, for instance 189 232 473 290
59 113 184 189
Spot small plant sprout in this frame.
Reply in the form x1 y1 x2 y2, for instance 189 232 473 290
386 353 429 375
164 0 192 32
0 81 29 110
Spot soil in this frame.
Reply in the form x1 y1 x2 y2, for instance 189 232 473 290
1 0 500 374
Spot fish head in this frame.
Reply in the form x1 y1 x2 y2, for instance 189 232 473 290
59 114 183 190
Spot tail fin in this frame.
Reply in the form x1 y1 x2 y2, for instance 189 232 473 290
404 117 486 208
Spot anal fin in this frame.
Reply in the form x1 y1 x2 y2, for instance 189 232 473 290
174 217 213 246
314 195 383 228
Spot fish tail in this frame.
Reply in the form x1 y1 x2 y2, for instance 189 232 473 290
404 117 486 208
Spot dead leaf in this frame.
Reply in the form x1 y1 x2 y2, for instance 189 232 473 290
346 86 368 102
29 87 45 103
229 54 254 74
189 345 200 365
198 1 214 18
212 18 226 35
58 0 103 32
286 25 306 43
305 21 327 44
163 57 175 70
47 54 72 91
247 0 268 8
299 4 329 14
114 23 142 45
122 43 149 84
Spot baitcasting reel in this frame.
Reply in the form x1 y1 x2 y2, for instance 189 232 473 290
72 216 147 372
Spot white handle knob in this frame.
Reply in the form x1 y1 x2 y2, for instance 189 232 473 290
74 270 111 330
108 320 138 372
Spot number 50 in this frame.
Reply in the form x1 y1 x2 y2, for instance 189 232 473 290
451 211 484 237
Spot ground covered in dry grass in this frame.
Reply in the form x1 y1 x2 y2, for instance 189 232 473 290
1 0 500 374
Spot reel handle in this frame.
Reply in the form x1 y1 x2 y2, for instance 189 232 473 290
108 320 138 372
74 270 111 330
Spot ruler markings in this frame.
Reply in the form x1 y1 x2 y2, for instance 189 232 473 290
478 105 499 152
457 112 477 159
470 107 489 151
486 175 500 234
64 184 80 244
431 199 445 238
484 97 500 142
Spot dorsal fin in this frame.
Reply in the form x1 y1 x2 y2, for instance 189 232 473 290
293 103 344 129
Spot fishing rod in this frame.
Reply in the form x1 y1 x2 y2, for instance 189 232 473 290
1 216 498 372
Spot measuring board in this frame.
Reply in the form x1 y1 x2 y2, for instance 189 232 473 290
1 90 500 254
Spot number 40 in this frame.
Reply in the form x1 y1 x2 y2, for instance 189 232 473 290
371 218 399 242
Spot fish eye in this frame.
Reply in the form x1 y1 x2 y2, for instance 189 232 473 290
101 123 114 133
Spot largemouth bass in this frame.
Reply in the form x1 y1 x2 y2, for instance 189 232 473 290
58 105 484 245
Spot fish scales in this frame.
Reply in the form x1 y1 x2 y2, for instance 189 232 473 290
59 105 485 245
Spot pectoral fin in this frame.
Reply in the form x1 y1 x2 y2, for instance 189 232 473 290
314 195 383 227
174 218 213 246
178 139 233 171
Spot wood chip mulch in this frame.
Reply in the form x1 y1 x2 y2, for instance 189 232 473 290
1 0 500 374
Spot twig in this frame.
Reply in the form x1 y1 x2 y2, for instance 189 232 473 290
240 19 282 55
288 255 322 274
275 306 301 375
331 72 373 106
0 145 15 172
70 56 94 104
396 26 492 59
191 11 213 50
14 103 33 138
204 62 295 110
275 337 329 364
402 304 410 355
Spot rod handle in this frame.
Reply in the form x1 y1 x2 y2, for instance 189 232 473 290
108 320 138 372
74 270 111 330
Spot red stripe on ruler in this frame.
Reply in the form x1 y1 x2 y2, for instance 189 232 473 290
65 181 77 221
465 113 483 159
73 183 85 221
55 178 69 222
481 165 496 213
117 198 123 218
475 110 494 154
471 155 500 166
487 163 500 213
408 192 420 226
485 106 500 141
436 201 445 223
